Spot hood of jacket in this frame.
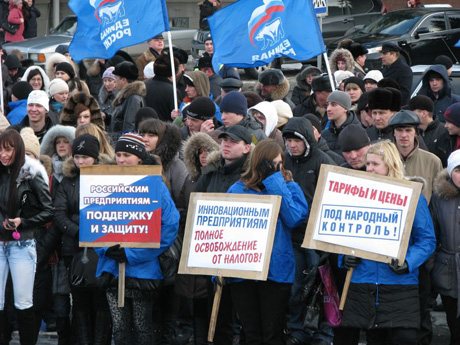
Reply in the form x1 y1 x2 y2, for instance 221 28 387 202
255 77 290 101
61 92 105 129
112 81 146 107
248 101 278 137
45 53 75 80
22 66 50 93
434 169 459 200
420 64 452 98
330 48 354 74
185 71 210 99
17 155 49 187
40 125 76 157
153 123 182 169
203 145 253 175
183 132 220 181
296 66 322 91
282 117 316 159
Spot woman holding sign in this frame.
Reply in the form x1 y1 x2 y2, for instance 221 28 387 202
339 140 436 344
226 139 308 345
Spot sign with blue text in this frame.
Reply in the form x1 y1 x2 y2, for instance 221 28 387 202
302 165 421 263
79 165 163 248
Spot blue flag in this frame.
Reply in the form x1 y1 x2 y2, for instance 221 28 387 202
208 0 326 72
69 0 170 61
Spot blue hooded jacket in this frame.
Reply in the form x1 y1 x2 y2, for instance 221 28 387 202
95 181 179 280
227 171 308 283
7 99 28 125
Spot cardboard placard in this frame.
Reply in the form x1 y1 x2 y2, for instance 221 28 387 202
302 165 421 263
179 193 281 281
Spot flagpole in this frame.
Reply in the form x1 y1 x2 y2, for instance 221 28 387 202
323 52 336 92
167 31 178 110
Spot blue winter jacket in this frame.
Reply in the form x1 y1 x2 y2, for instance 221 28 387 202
7 99 28 125
227 172 309 283
339 195 436 285
95 182 179 280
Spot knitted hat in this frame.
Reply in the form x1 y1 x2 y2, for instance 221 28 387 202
134 107 159 130
20 127 40 159
364 70 383 84
338 123 370 152
220 91 247 115
368 87 401 112
312 74 333 92
407 95 434 113
72 134 100 159
444 103 460 127
272 100 293 128
12 81 33 100
143 62 155 79
305 114 322 134
0 115 10 133
28 90 49 111
344 76 365 93
115 133 147 160
102 66 116 80
5 55 20 69
435 55 453 70
48 78 69 97
333 70 354 87
258 68 285 85
153 54 178 78
327 90 351 110
388 109 420 128
448 150 460 177
218 125 251 144
183 97 215 120
113 61 139 80
55 62 75 79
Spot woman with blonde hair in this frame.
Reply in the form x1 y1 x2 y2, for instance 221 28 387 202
75 123 115 158
339 140 435 344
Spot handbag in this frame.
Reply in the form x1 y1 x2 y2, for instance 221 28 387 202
2 22 19 34
301 265 323 331
318 262 343 327
51 259 71 295
159 235 183 286
70 248 99 288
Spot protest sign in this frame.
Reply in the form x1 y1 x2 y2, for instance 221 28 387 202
302 165 422 264
79 165 163 248
179 193 281 281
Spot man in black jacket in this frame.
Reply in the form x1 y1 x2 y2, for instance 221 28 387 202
338 123 371 171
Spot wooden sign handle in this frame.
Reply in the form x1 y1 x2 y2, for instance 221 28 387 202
207 277 224 343
118 262 126 307
339 267 354 310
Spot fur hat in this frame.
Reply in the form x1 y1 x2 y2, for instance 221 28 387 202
48 78 69 97
153 54 179 78
113 61 139 81
407 95 434 113
348 43 368 59
312 74 333 93
20 127 40 159
368 87 401 112
258 68 285 86
40 125 76 156
61 92 104 129
377 78 400 90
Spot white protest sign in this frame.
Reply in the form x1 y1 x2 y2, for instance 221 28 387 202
303 165 421 263
179 193 281 280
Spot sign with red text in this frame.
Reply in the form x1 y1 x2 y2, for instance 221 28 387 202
179 193 281 280
79 165 163 248
302 165 422 263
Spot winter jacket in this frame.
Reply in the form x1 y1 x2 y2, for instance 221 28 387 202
419 119 451 167
367 125 394 142
400 139 443 203
217 114 266 143
10 115 57 143
282 117 336 243
0 156 53 242
209 74 223 100
7 99 27 125
98 85 118 122
329 48 354 74
135 48 158 80
22 66 50 93
85 59 105 98
353 62 366 80
322 111 360 155
60 92 105 130
381 57 413 105
110 81 146 142
22 2 40 39
316 137 346 165
5 5 24 42
227 172 308 283
430 169 460 301
417 64 460 122
290 87 310 107
145 76 181 122
183 132 220 183
290 66 320 106
293 95 328 129
95 180 179 283
255 78 295 110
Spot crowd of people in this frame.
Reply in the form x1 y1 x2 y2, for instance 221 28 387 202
0 2 459 344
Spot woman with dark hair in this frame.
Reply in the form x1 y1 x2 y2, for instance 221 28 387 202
226 139 308 345
22 0 41 39
54 62 90 95
22 66 50 93
0 129 54 344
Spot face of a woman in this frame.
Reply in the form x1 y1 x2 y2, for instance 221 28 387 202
141 133 158 153
55 137 72 159
452 168 460 189
199 149 207 167
346 86 363 103
29 74 43 90
53 91 69 103
74 154 95 168
116 152 142 166
103 78 116 92
0 146 15 166
366 153 389 176
337 60 346 71
27 0 33 6
77 110 91 126
272 153 283 169
55 71 70 81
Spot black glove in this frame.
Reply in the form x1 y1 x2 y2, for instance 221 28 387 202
105 244 127 263
257 159 278 179
343 255 361 270
388 258 409 275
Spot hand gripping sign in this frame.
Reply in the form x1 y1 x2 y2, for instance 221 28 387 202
79 165 163 306
302 165 422 308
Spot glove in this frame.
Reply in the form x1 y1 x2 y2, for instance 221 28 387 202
257 159 278 179
343 255 361 270
388 258 409 275
105 244 127 263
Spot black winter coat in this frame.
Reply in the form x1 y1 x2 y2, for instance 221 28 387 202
419 120 451 167
22 3 40 39
316 137 345 165
144 76 180 123
293 95 328 129
381 57 413 105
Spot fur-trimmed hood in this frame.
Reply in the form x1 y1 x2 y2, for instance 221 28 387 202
405 175 427 193
203 144 253 174
62 154 113 179
17 155 49 187
329 48 354 74
183 132 220 181
22 66 51 93
296 66 322 91
112 81 147 107
40 125 76 157
45 53 77 80
86 59 104 78
153 123 183 169
433 169 459 200
255 77 290 101
61 92 105 129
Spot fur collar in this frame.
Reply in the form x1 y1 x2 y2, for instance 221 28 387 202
112 81 146 107
17 156 49 187
87 59 103 78
434 169 460 200
40 125 76 157
254 78 290 101
203 145 253 174
183 132 220 181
